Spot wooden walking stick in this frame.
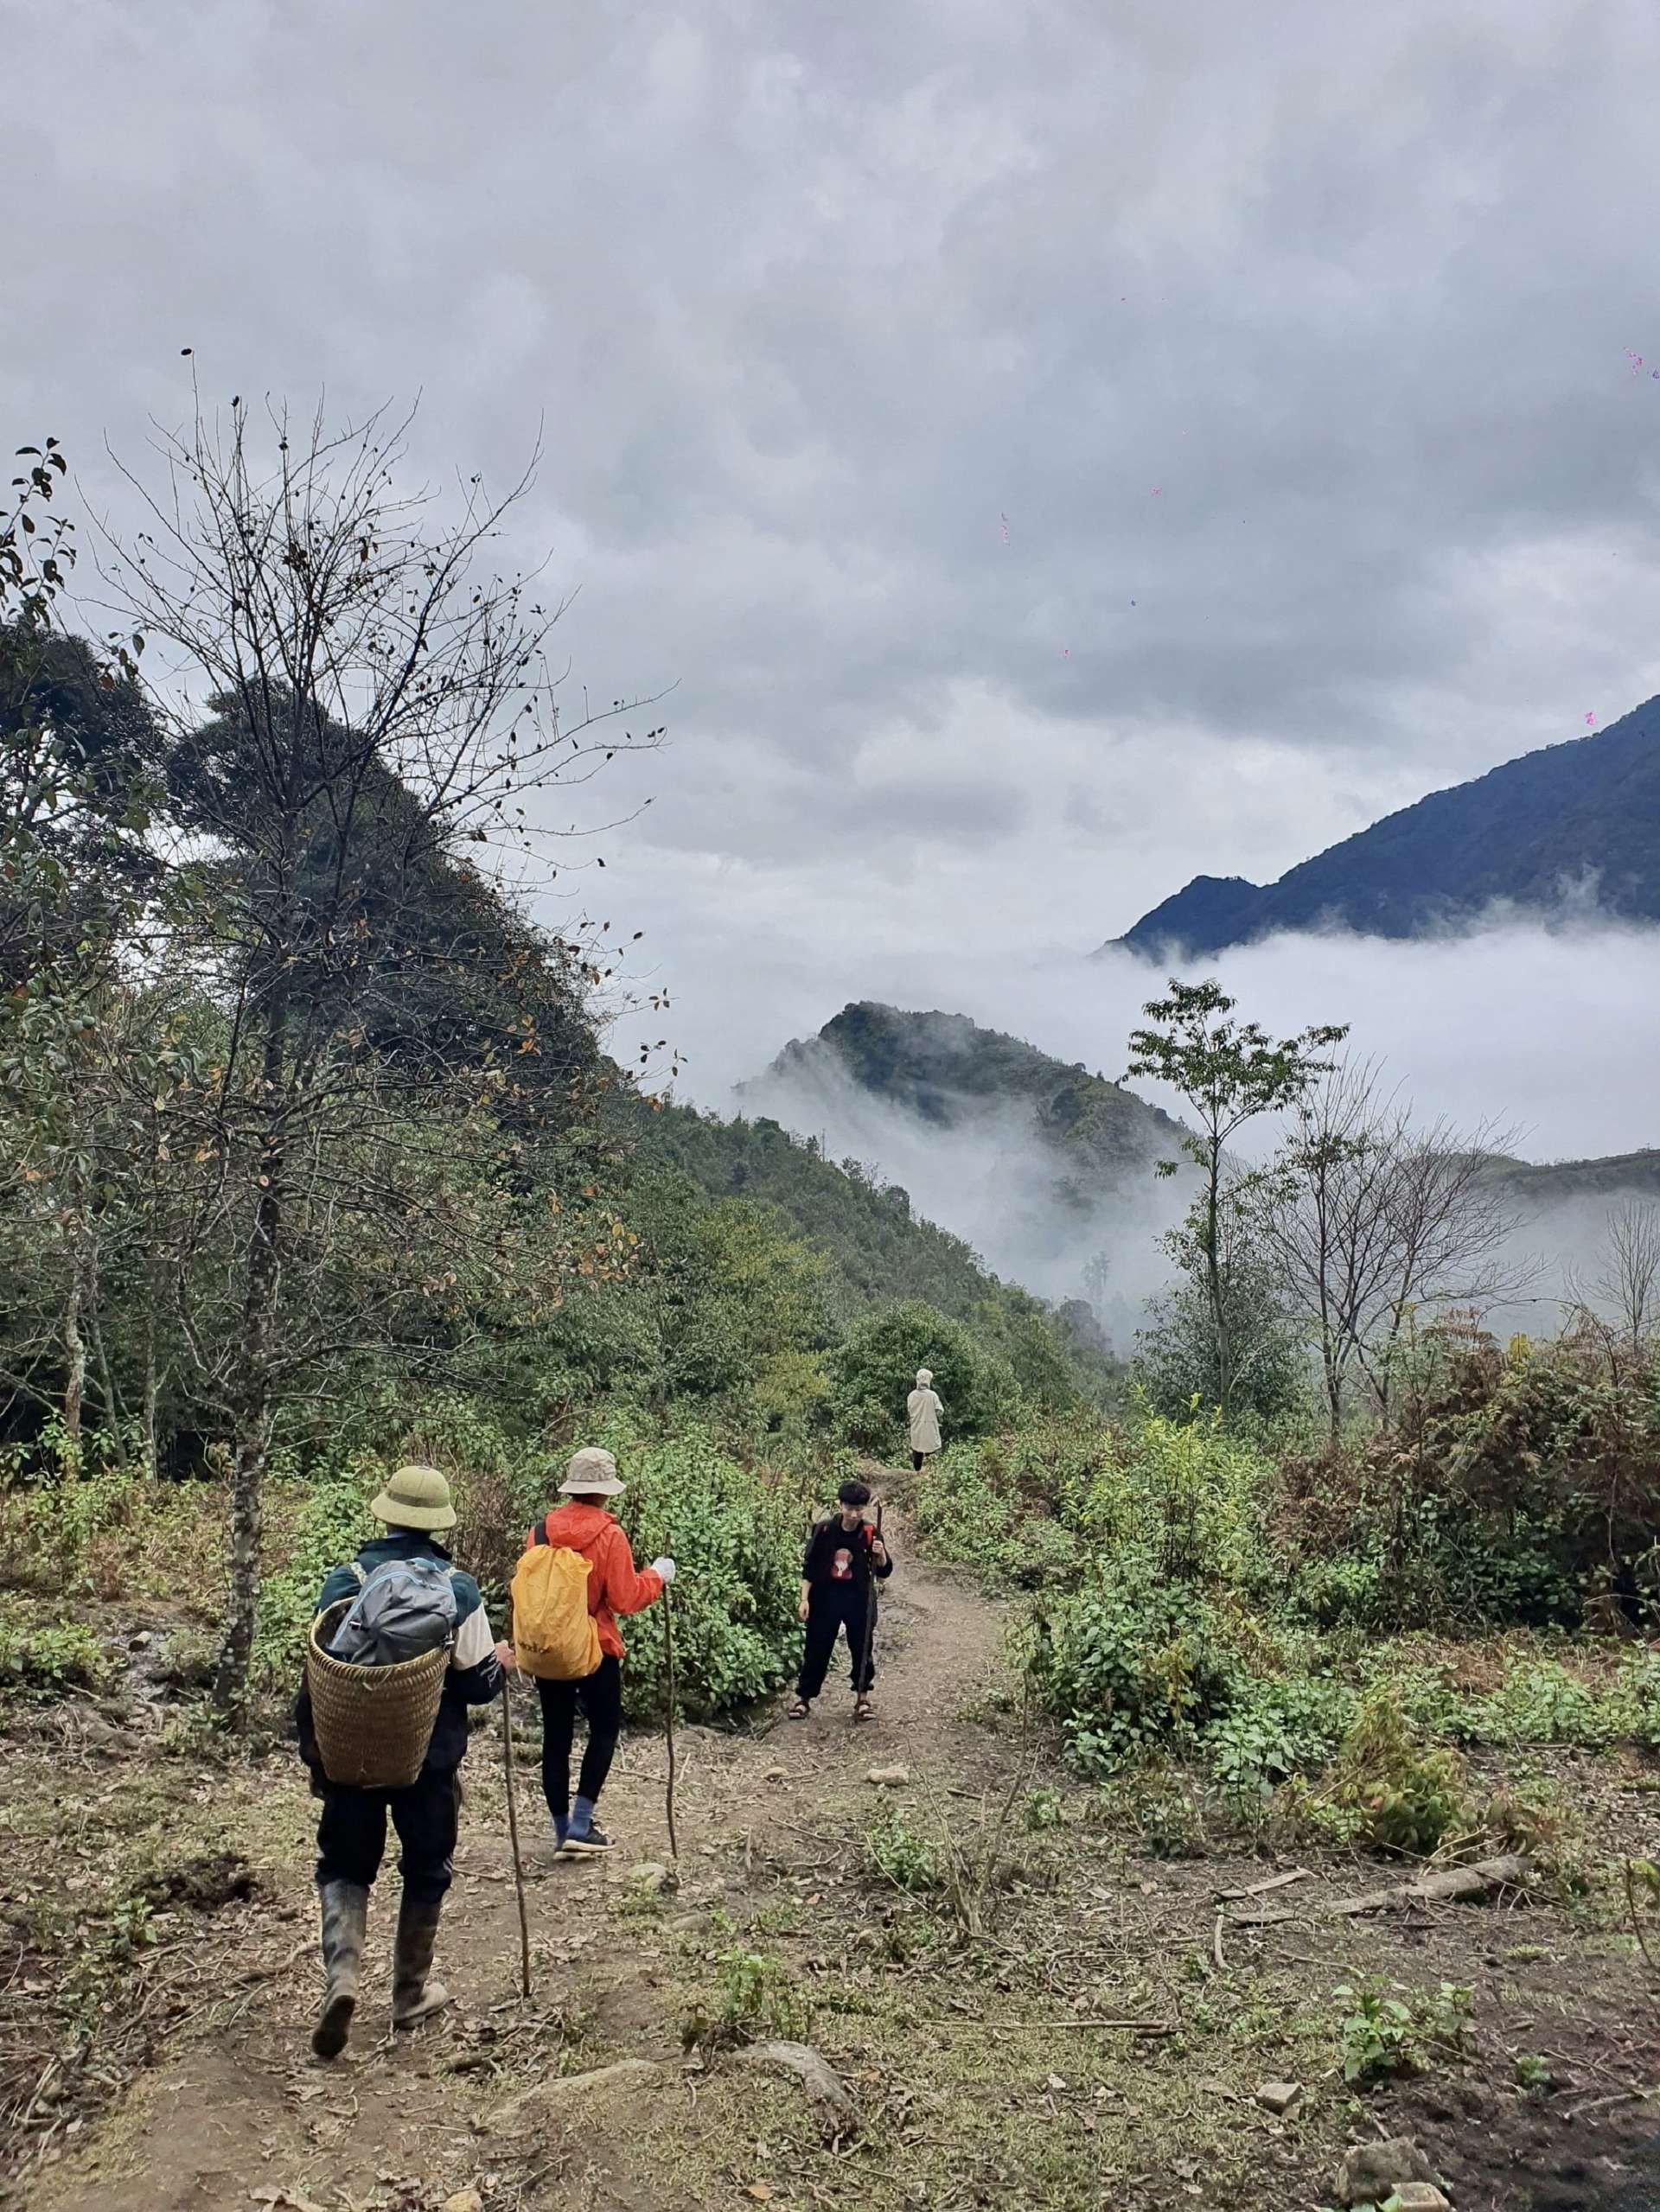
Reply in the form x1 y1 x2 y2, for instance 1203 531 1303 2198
499 1678 533 1998
661 1576 680 1862
853 1501 883 1724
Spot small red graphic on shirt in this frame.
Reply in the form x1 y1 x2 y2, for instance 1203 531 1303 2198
832 1548 852 1580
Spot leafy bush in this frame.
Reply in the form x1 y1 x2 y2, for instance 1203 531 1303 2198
1463 1658 1616 1748
1203 1671 1356 1807
1287 1551 1387 1630
865 1801 942 1892
1031 1548 1245 1775
252 1454 382 1687
1318 1687 1472 1856
614 1430 809 1721
1335 1977 1473 2085
0 1612 112 1695
912 1445 1019 1583
686 1942 808 2049
827 1303 1018 1457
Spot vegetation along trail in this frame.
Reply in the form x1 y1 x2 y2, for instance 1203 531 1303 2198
10 1475 1660 2212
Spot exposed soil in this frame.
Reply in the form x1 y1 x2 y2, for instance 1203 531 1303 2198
8 1479 1660 2212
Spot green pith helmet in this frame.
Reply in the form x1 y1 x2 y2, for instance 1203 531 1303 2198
368 1463 456 1533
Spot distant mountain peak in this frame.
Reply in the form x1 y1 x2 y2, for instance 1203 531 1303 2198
1105 698 1660 958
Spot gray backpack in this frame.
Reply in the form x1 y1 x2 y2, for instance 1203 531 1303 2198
329 1556 458 1667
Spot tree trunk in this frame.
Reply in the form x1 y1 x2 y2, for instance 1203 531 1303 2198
1205 1145 1229 1415
61 1272 85 1458
88 1298 126 1469
212 1153 285 1717
140 1313 159 1482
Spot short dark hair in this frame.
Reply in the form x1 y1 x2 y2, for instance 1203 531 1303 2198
837 1479 872 1508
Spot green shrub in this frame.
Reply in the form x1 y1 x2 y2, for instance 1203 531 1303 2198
0 1613 112 1695
912 1445 1019 1583
827 1303 1019 1457
686 1943 808 2049
1031 1547 1244 1775
1287 1552 1386 1630
865 1801 942 1891
1203 1672 1356 1807
1335 1977 1473 2085
1321 1687 1472 1856
1463 1658 1615 1748
252 1454 381 1687
614 1430 809 1721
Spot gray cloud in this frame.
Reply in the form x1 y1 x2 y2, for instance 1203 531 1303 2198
9 0 1660 1042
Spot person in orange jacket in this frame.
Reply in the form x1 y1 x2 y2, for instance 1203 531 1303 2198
520 1447 674 1856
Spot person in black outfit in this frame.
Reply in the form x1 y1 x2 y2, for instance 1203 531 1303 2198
787 1479 893 1719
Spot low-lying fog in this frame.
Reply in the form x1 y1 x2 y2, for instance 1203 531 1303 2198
609 915 1660 1339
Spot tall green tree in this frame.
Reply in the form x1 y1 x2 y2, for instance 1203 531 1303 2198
1127 978 1345 1418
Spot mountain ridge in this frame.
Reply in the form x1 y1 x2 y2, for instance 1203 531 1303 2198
1107 697 1660 957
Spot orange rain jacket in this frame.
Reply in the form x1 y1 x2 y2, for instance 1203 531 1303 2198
526 1499 665 1661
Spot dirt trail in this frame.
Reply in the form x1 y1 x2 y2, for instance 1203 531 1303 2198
23 1481 1012 2212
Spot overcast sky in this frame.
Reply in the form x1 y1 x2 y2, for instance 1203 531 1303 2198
9 0 1660 1144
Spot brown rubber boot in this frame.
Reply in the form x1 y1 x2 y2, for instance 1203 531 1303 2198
391 1892 450 2030
311 1880 370 2059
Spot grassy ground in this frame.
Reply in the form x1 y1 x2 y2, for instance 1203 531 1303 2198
4 1486 1660 2210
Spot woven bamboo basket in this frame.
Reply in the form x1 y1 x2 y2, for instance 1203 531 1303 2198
305 1600 448 1788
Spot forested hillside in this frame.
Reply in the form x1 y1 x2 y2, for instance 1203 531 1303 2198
750 1000 1183 1198
1109 693 1660 954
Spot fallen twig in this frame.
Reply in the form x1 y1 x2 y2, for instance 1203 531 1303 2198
1216 1869 1311 1902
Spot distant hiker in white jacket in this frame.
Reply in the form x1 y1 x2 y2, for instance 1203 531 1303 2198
907 1368 943 1472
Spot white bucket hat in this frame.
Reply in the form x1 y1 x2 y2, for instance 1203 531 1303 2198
559 1445 626 1497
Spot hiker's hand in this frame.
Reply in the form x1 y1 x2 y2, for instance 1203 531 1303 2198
494 1640 516 1669
652 1556 676 1584
797 1589 811 1622
871 1539 888 1567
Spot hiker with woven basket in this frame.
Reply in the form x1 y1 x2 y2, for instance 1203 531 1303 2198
296 1463 512 2061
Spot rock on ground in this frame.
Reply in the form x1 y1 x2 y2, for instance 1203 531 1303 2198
485 2056 664 2136
738 2039 853 2117
1337 2136 1441 2206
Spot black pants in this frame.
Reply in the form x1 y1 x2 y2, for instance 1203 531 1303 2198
537 1655 622 1820
797 1589 875 1699
316 1765 461 1904
912 1450 925 1471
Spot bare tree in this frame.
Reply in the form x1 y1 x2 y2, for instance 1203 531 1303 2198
91 395 664 1712
1262 1058 1518 1439
1583 1199 1660 1342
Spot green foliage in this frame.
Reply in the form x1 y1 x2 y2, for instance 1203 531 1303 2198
911 1444 1020 1583
1286 1551 1387 1630
1021 1786 1065 1833
1031 1548 1245 1774
252 1452 379 1687
1203 1671 1356 1807
1463 1658 1616 1748
634 1095 1109 1408
1318 1687 1472 1856
827 1301 1018 1457
0 1609 111 1695
1126 977 1344 1420
686 1942 808 2049
1334 1977 1472 2085
865 1801 942 1892
614 1430 809 1722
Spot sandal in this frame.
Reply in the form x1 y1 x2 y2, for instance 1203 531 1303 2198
786 1697 811 1718
853 1696 874 1721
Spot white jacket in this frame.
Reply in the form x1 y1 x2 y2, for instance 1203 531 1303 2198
907 1368 943 1455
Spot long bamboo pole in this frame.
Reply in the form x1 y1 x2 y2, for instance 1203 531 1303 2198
499 1680 533 1998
